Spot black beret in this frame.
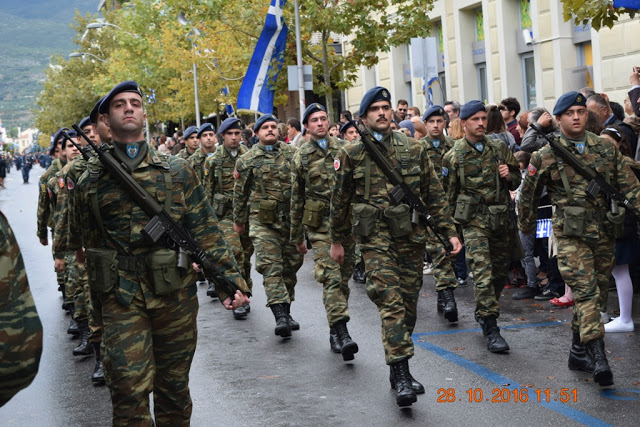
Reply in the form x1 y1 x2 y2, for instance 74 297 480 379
253 114 277 132
302 103 326 124
553 91 586 116
339 121 355 134
53 127 68 144
66 129 78 139
90 96 106 123
359 86 391 117
78 116 92 130
460 100 486 120
197 123 215 138
219 117 242 134
423 105 446 121
98 81 143 114
183 125 198 140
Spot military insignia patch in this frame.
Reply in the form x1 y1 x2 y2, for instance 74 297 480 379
475 143 484 152
373 131 383 141
442 167 448 177
382 90 389 99
528 164 537 176
126 143 139 159
204 168 209 176
433 140 440 148
575 143 585 154
66 177 75 190
58 177 65 189
40 183 46 192
317 139 327 149
334 158 341 171
576 95 583 103
233 169 240 179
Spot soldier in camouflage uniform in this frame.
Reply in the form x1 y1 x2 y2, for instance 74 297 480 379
518 91 640 387
233 114 303 338
330 87 461 407
442 100 521 354
0 210 43 407
290 103 358 360
175 125 199 159
203 117 254 319
70 81 250 425
188 122 217 182
417 106 459 322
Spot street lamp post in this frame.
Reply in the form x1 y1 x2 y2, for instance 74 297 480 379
294 0 306 123
178 12 201 128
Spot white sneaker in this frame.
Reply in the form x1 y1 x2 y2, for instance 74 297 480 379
600 312 610 323
604 317 634 333
423 262 433 275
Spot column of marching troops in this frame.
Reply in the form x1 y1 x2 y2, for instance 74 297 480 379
1 79 640 424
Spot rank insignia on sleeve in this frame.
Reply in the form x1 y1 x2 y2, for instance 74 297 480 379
442 167 448 177
58 177 65 188
67 177 75 190
40 183 46 192
204 169 209 177
334 158 341 171
528 163 537 176
233 169 240 179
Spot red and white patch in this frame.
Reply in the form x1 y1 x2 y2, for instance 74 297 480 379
67 177 75 190
334 158 341 171
528 163 537 176
233 169 240 179
58 177 65 189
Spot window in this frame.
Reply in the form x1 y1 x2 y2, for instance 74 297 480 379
477 63 487 102
522 53 536 110
439 72 447 103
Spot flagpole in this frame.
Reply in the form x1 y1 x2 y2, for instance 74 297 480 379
294 0 305 122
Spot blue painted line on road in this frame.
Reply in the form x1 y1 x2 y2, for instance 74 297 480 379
601 389 640 401
414 320 569 337
414 321 614 427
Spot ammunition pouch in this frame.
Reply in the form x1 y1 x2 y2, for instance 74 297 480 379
562 206 587 237
302 199 326 228
454 194 476 224
85 248 119 294
212 193 231 219
258 199 278 224
487 204 509 232
145 249 183 296
606 207 626 239
351 203 378 238
383 204 413 238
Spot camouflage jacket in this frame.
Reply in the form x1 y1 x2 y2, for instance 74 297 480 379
203 144 248 217
233 142 295 225
187 146 214 183
72 145 248 304
53 155 89 258
419 135 455 178
442 135 521 228
330 129 456 248
290 136 344 244
518 131 640 238
36 158 65 238
175 147 196 160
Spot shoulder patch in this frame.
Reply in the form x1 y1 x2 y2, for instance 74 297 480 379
66 177 75 190
58 177 65 189
442 167 448 177
334 158 341 171
233 169 240 179
528 163 537 176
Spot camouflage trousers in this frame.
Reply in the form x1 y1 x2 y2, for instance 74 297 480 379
556 234 614 343
425 232 458 292
249 218 303 306
62 251 76 306
100 283 198 426
71 261 103 342
307 230 355 327
462 225 511 318
362 240 423 365
219 217 254 292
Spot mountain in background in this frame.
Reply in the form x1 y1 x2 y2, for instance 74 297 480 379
0 0 98 131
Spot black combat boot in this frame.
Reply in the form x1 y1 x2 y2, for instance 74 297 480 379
568 332 594 373
475 314 488 336
67 306 80 337
329 328 342 353
232 305 248 320
439 288 458 322
352 260 366 283
483 316 510 353
91 342 105 386
390 364 425 394
284 303 300 330
243 303 251 313
389 359 418 407
206 282 218 298
333 320 358 361
437 292 445 313
270 304 291 337
72 319 94 356
586 339 614 386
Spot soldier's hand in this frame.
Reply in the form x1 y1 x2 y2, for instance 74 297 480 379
330 242 345 265
54 258 66 273
39 236 48 246
631 67 640 86
296 241 308 255
192 262 201 273
222 291 250 310
233 223 245 234
498 164 511 181
448 237 463 256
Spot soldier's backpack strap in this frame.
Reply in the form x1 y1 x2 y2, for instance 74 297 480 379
456 143 466 188
161 163 173 212
253 158 267 198
392 132 411 176
301 152 311 191
364 154 371 201
593 138 611 185
556 158 576 205
87 160 108 239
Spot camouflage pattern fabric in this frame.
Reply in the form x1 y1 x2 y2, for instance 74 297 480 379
0 210 43 407
518 131 640 342
36 158 65 238
290 136 355 326
175 147 194 160
330 129 457 364
234 141 302 306
443 136 521 318
187 146 211 183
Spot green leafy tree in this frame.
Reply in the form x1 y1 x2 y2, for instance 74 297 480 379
562 0 637 31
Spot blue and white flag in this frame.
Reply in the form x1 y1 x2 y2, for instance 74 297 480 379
613 1 640 8
221 85 236 116
237 0 288 114
536 218 552 239
426 77 438 107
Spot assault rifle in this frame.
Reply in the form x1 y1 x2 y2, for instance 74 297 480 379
71 124 241 299
349 120 453 253
530 122 640 221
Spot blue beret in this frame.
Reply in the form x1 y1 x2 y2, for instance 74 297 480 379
98 81 143 114
53 127 68 144
90 96 106 123
339 121 355 134
398 120 415 137
219 118 242 134
254 114 277 132
553 91 586 116
183 126 198 140
66 129 78 139
78 116 92 130
302 103 326 124
197 123 215 138
423 105 446 121
359 86 392 117
460 100 486 120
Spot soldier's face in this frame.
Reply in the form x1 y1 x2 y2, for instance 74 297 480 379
200 131 216 150
105 93 146 139
185 134 199 151
93 116 110 143
81 125 95 147
343 127 358 142
462 111 487 141
307 111 329 139
257 122 279 145
557 106 587 138
426 116 446 139
65 140 80 161
365 101 393 133
223 130 241 150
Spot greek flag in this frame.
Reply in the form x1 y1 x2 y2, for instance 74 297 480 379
536 218 552 239
613 1 640 8
426 77 438 107
237 0 288 114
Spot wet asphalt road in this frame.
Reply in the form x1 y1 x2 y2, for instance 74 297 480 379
1 166 639 426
